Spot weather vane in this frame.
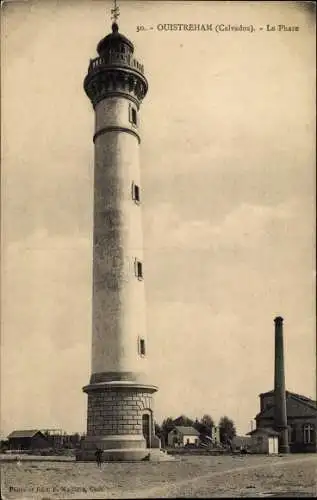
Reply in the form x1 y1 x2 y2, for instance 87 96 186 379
111 0 120 23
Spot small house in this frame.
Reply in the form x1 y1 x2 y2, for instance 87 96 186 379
247 427 279 454
7 430 49 451
167 426 200 447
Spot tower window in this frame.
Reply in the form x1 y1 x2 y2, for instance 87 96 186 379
132 182 140 203
131 108 137 125
129 104 138 126
138 338 146 356
135 259 143 280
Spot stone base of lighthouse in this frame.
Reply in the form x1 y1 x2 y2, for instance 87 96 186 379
76 380 162 462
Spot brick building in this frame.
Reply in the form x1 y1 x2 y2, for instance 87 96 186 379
255 390 317 453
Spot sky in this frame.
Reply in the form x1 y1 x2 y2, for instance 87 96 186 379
1 0 316 438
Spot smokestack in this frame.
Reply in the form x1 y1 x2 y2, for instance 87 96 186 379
274 316 290 453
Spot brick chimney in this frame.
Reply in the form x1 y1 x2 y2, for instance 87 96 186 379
274 316 290 453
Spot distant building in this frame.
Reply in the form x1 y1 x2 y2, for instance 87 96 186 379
247 427 279 455
232 435 252 452
167 426 200 447
211 425 221 444
199 426 221 448
254 390 317 453
40 429 67 448
7 430 49 451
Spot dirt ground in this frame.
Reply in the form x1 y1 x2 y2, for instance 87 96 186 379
1 453 316 499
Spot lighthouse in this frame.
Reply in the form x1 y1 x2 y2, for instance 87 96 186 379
78 6 160 461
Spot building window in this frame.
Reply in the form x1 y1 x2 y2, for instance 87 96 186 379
132 182 140 203
303 424 315 444
288 425 296 443
135 259 143 280
138 337 146 356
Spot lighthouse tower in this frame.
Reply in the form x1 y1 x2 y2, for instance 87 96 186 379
78 9 159 461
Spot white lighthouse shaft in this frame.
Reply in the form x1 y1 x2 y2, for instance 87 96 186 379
92 97 148 381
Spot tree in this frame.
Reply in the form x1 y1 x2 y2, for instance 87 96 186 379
173 415 194 427
218 416 236 444
193 414 215 437
201 414 214 427
154 422 162 438
201 414 214 437
194 414 214 437
160 417 175 447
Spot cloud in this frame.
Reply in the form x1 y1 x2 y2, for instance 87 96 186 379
2 230 92 350
145 200 298 252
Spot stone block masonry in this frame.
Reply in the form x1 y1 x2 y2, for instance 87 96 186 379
87 389 153 437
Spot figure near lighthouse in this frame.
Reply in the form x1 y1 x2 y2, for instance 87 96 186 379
77 4 160 461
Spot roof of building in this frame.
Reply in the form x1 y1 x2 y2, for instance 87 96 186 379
232 435 252 445
7 430 44 439
171 426 200 436
247 427 280 437
256 406 274 419
260 390 316 406
256 390 317 420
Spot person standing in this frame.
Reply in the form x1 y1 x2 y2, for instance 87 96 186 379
95 448 103 468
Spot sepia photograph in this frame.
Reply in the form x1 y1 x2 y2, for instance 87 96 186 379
1 0 316 497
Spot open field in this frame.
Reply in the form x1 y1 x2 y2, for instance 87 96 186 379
1 454 316 499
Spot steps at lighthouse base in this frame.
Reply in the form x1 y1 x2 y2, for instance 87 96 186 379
76 448 148 462
76 448 175 462
146 449 175 462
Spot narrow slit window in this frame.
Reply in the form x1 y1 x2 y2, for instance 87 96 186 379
132 182 140 203
135 260 143 280
131 107 137 125
139 338 146 356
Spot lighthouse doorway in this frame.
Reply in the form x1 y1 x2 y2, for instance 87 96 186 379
142 413 151 448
